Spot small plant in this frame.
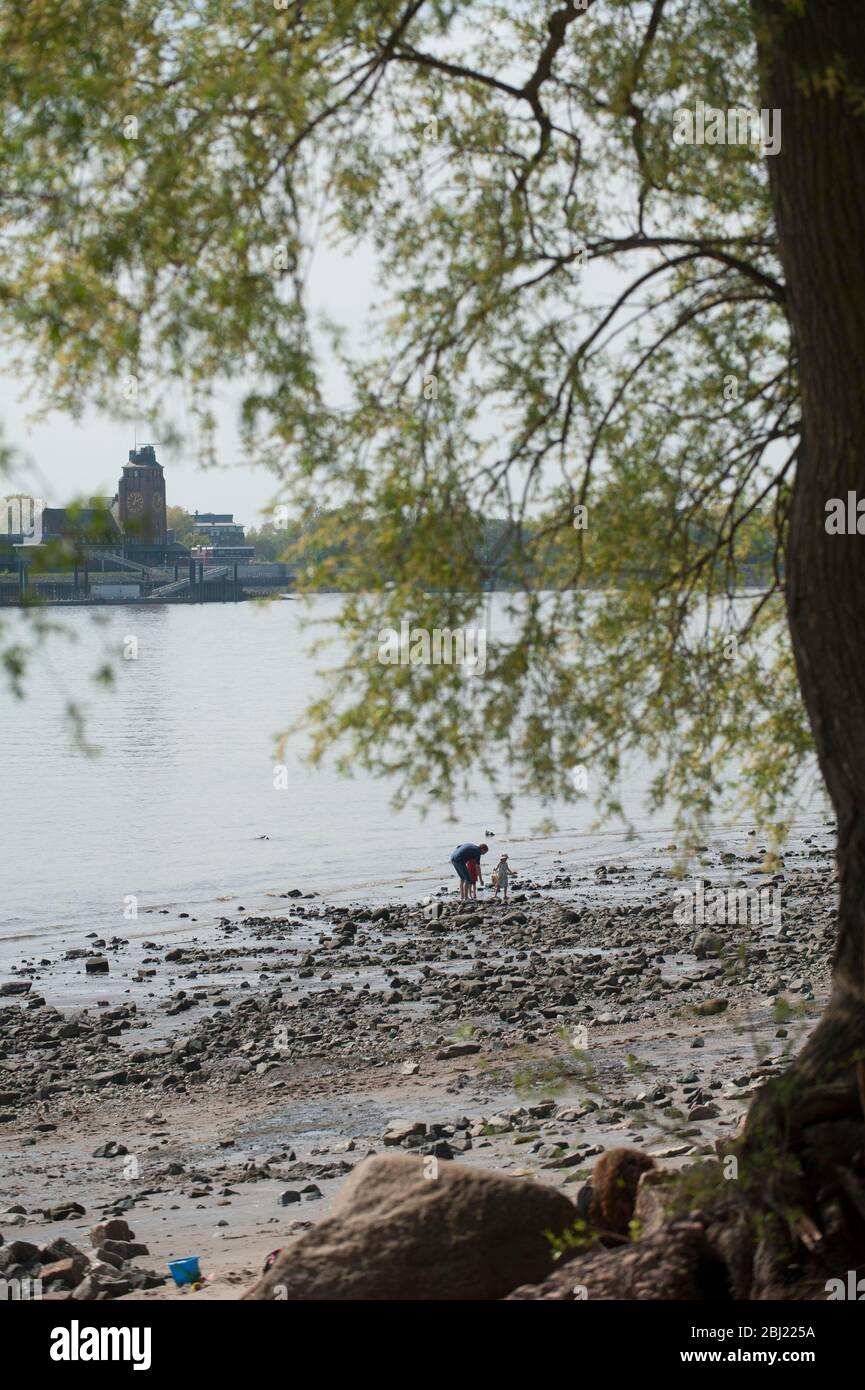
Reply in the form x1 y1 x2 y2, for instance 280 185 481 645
544 1219 598 1260
513 1059 570 1098
450 1022 476 1042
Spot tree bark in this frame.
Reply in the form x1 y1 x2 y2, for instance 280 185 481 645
746 0 865 1122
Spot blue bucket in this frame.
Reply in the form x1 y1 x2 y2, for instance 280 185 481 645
168 1256 201 1287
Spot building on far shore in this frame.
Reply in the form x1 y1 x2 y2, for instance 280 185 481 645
112 444 169 549
40 503 121 545
2 445 259 585
32 445 188 566
189 510 255 563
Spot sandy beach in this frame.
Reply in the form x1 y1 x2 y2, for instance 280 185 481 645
0 824 836 1299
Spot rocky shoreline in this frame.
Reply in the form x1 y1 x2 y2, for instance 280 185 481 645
0 827 837 1299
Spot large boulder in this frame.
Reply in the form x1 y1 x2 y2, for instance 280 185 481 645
632 1166 681 1237
244 1154 575 1300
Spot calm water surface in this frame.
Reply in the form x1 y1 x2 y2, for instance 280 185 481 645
0 596 824 947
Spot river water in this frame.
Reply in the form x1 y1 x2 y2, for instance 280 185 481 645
0 595 827 952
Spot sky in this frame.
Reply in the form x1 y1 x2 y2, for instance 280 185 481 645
0 238 377 527
0 181 629 530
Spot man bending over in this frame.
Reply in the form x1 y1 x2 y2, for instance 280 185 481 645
450 842 489 901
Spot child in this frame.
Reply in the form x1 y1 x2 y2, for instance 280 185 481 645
492 853 513 902
465 856 480 901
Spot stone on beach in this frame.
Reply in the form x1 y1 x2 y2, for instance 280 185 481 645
44 1201 86 1222
40 1254 89 1287
692 930 724 959
90 1218 135 1247
244 1154 575 1300
383 1119 426 1145
100 1238 149 1259
693 997 729 1017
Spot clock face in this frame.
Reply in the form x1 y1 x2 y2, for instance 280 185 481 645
127 491 144 512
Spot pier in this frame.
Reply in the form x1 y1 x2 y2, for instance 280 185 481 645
0 553 293 606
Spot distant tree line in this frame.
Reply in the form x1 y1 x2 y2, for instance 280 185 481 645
243 506 777 588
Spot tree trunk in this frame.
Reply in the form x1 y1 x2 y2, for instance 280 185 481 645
747 0 865 1126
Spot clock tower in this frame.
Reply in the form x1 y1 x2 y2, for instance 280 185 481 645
117 444 167 545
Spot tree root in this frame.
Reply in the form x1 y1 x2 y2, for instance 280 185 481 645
511 1046 865 1299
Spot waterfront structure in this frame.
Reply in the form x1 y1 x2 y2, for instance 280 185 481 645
190 510 255 562
0 445 277 602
